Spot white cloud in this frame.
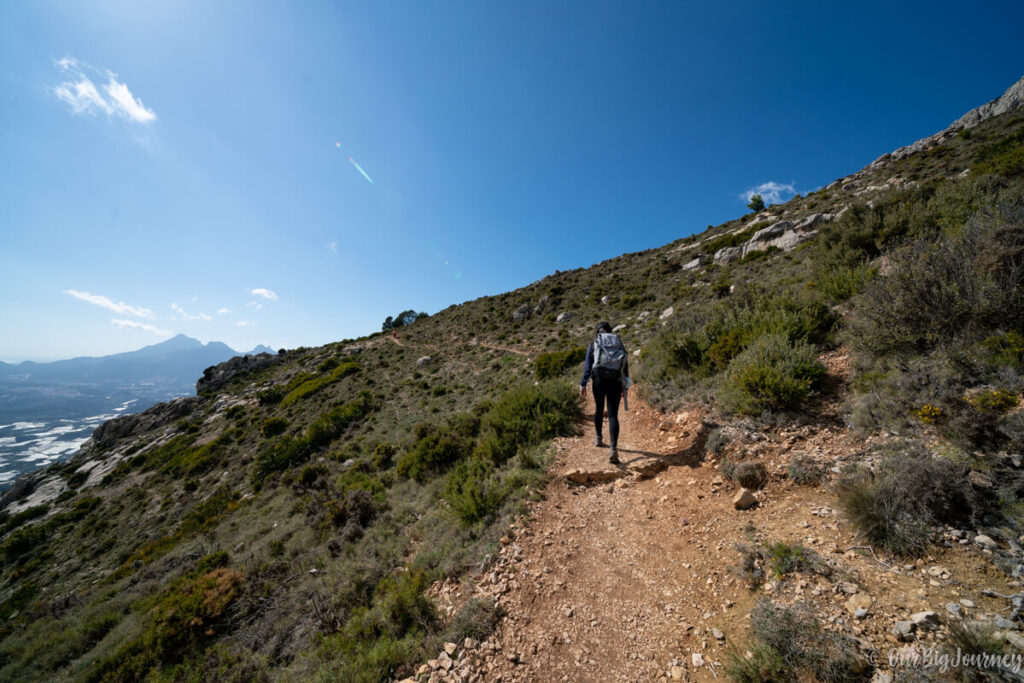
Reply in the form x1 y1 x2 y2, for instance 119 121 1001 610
246 301 262 310
217 308 231 315
111 319 170 335
740 181 798 206
102 76 157 123
51 57 156 124
54 78 112 116
236 320 253 327
251 288 278 301
63 289 154 318
170 303 211 321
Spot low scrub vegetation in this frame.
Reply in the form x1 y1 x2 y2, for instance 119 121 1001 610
534 346 586 379
726 600 867 683
835 444 972 556
719 335 825 414
641 292 833 412
86 552 243 682
847 201 1024 453
253 392 376 488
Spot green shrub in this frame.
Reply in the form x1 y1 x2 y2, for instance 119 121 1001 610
534 347 586 380
281 362 360 407
261 416 289 437
641 330 708 381
444 459 503 524
0 505 49 535
252 437 309 489
1 524 48 564
726 600 865 683
765 542 812 578
324 489 378 541
973 127 1024 177
86 554 242 682
706 330 746 370
643 292 834 397
396 424 474 482
257 386 284 405
721 460 768 489
306 393 374 450
474 382 579 465
315 569 437 682
53 496 101 524
835 446 971 556
850 203 1024 357
720 335 825 414
787 455 825 485
180 487 240 535
160 437 227 477
319 356 341 372
813 263 877 302
444 598 505 643
982 330 1024 370
966 387 1020 414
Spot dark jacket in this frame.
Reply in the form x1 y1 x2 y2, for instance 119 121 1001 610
580 338 630 387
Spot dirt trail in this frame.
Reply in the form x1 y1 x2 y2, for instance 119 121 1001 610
407 375 1018 682
461 396 758 682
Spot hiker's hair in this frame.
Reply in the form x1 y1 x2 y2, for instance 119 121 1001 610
596 321 612 334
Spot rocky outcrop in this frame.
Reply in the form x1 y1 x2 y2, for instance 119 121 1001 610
196 352 283 395
951 75 1024 130
682 255 705 270
512 304 531 322
877 75 1024 165
713 214 834 264
713 246 744 265
89 396 199 450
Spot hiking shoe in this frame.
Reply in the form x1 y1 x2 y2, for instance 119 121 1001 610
609 450 620 465
593 435 604 447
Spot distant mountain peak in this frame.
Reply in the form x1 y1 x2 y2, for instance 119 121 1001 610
247 344 275 355
145 333 204 353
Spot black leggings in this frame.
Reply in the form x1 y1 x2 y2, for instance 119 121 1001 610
593 377 622 448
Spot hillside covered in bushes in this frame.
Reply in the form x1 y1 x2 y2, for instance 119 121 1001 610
1 77 1024 681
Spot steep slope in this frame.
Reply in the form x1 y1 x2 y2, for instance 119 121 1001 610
1 76 1023 682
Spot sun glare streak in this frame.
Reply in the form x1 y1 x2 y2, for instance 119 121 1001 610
348 157 375 185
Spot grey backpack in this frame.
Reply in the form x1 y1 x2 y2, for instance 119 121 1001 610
593 333 627 381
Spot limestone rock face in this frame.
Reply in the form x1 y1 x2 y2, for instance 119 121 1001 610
92 395 199 449
713 246 743 265
683 256 705 270
951 75 1024 130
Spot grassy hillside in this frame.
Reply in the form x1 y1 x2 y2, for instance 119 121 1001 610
2 102 1023 681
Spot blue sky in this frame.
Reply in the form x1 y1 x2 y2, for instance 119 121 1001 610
1 1 1022 361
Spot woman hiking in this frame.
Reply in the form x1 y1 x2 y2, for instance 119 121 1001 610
579 322 631 464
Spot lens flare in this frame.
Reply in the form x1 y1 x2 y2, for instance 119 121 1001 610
348 157 374 185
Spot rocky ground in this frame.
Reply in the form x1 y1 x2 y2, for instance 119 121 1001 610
399 357 1024 682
